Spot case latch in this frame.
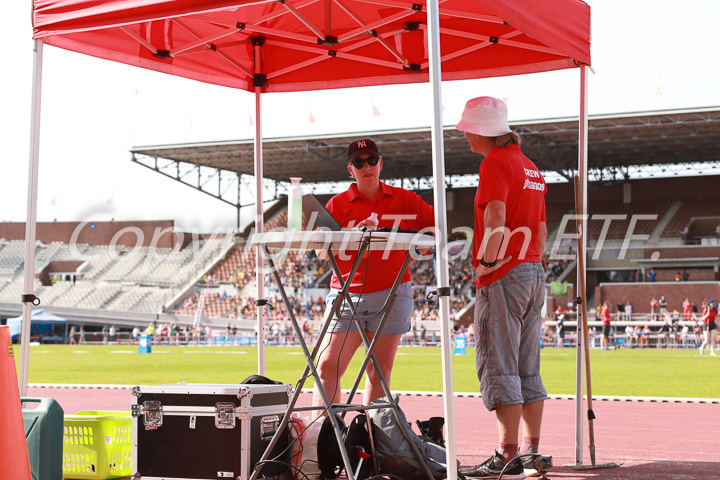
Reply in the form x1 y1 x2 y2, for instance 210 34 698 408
260 415 280 441
238 386 253 400
142 401 163 430
215 403 237 429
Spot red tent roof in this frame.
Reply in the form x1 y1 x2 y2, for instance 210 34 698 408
33 0 590 93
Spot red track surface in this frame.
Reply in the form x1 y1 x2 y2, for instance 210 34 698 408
29 386 718 480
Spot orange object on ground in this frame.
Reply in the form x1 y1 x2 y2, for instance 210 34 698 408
0 325 32 480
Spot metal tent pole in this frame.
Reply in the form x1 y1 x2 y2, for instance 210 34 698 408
426 2 457 480
236 172 242 229
19 39 44 397
253 41 266 375
574 64 589 465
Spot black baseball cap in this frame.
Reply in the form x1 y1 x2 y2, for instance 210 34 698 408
347 138 380 163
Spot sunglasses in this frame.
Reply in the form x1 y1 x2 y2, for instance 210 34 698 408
349 155 380 169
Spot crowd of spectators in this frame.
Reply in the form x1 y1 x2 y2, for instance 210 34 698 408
172 222 572 330
177 246 489 321
600 295 709 323
543 256 569 281
543 294 719 350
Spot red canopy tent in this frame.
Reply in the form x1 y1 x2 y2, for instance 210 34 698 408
22 0 592 472
33 0 589 91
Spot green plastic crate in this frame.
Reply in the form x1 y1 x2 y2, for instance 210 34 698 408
62 411 132 479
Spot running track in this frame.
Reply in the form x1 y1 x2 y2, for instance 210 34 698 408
28 386 719 480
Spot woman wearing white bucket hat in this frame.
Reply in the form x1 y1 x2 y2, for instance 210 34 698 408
457 97 550 479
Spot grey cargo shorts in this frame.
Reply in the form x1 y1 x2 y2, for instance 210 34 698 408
325 282 413 334
474 262 548 411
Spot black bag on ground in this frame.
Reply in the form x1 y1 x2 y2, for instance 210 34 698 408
367 395 459 480
316 414 373 480
416 417 446 447
241 374 284 385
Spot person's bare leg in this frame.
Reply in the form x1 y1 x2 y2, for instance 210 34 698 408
519 399 544 456
362 331 403 405
521 400 544 438
495 403 522 462
312 330 363 419
699 331 709 354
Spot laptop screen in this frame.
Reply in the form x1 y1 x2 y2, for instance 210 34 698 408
301 194 342 231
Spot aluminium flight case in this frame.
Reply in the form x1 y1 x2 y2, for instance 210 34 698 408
131 383 291 480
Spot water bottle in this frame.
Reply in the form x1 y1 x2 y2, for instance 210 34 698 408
365 212 379 230
288 177 303 231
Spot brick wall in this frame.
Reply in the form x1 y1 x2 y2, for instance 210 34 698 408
686 217 720 238
646 246 720 259
589 175 720 202
0 221 190 248
37 261 85 285
598 282 720 314
643 268 715 283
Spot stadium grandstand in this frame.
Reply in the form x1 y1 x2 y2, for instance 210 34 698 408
2 107 720 347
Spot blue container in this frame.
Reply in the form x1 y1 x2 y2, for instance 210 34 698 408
138 335 152 354
22 397 64 480
453 335 467 355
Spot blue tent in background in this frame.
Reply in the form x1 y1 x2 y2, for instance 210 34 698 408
7 309 67 341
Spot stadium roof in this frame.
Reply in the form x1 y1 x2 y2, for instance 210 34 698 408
131 106 720 201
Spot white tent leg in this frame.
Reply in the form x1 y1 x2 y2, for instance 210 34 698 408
426 2 457 480
19 39 44 397
254 90 266 374
574 64 589 465
254 44 266 375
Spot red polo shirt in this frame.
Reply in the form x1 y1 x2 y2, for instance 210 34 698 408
472 144 546 288
703 307 716 327
601 307 611 325
326 182 435 293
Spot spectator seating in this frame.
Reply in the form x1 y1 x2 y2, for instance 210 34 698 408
7 182 720 322
103 249 148 282
0 240 25 276
49 282 95 307
78 285 123 309
34 281 73 304
546 201 575 234
106 287 152 311
586 198 671 239
0 278 42 304
661 196 720 238
139 247 196 287
79 245 117 280
0 235 225 314
33 242 63 273
175 197 557 319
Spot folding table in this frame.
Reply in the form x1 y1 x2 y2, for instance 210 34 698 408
249 230 437 480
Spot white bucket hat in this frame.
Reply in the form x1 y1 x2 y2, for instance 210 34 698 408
456 96 512 137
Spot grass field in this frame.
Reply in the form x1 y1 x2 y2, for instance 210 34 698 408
15 344 720 398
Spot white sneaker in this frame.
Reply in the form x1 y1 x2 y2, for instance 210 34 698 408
700 348 704 356
711 351 717 357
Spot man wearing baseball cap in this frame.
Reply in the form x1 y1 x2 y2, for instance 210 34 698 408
457 97 549 479
311 138 435 416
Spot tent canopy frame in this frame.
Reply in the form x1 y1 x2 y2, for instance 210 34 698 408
22 0 593 472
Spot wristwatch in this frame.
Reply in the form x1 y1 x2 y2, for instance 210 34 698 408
479 257 497 268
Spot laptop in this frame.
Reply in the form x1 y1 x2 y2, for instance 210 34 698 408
302 194 343 231
301 194 434 236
